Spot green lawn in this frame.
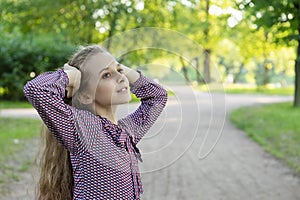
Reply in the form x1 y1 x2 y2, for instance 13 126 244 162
224 87 294 96
0 117 41 186
0 101 33 109
230 102 300 174
0 118 41 157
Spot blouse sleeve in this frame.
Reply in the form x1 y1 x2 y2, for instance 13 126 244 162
23 69 78 153
121 73 168 145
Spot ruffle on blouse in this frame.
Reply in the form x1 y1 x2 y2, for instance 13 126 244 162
101 116 144 198
101 117 142 162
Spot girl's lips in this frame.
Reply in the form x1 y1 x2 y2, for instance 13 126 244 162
117 87 128 93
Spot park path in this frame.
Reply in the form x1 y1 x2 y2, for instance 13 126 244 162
1 85 299 200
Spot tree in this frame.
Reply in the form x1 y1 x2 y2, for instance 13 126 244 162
0 32 75 100
0 0 106 43
237 0 300 106
170 0 237 84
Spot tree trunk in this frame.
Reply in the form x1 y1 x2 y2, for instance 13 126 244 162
87 24 93 44
203 0 211 83
233 63 244 83
204 49 211 83
293 1 300 107
105 12 118 51
194 57 202 84
294 35 300 107
179 57 190 83
105 26 115 51
263 59 271 86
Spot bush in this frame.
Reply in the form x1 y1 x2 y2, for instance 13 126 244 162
0 32 76 100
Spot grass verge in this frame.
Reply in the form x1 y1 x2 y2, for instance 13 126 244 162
0 117 41 159
230 102 300 174
131 90 174 103
0 101 33 109
224 87 293 96
0 117 41 192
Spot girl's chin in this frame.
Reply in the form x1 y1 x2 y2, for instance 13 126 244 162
118 97 132 104
113 96 132 105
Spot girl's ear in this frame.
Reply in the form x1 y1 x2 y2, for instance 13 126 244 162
77 92 93 105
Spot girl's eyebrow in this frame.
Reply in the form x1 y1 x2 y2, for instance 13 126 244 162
99 67 110 74
98 63 121 74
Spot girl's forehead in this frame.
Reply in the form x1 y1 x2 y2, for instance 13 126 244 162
86 52 117 72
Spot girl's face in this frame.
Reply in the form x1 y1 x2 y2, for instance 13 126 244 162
84 52 131 108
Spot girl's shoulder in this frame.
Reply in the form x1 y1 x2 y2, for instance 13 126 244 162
72 107 101 126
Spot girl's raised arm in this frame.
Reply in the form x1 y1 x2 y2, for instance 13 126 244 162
120 66 168 145
23 68 79 153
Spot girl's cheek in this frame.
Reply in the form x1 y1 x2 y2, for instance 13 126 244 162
97 83 112 96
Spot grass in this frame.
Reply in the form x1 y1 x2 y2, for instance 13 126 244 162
0 101 33 109
224 86 294 96
0 118 41 160
131 90 174 103
230 102 300 174
0 117 41 189
195 83 294 96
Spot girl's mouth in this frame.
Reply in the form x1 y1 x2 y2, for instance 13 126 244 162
117 87 128 93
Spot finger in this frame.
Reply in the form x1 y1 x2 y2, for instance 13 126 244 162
66 87 73 98
63 63 76 70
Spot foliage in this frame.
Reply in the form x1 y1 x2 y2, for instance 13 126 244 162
170 0 234 83
230 102 300 174
0 0 172 45
0 0 298 101
0 32 76 100
237 0 299 44
1 0 101 43
236 0 300 106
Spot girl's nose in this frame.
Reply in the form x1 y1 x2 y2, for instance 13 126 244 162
117 73 126 83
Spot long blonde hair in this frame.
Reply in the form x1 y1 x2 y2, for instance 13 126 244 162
37 45 106 199
37 126 74 200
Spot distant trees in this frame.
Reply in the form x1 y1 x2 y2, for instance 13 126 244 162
0 0 298 106
237 0 300 106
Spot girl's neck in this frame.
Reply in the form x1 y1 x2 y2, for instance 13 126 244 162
95 104 118 125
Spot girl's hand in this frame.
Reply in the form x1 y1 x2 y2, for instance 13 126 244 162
120 65 140 85
63 64 81 98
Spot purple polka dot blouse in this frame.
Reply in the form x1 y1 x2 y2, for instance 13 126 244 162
23 69 168 200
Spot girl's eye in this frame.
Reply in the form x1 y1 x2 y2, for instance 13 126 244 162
102 73 111 79
117 68 124 73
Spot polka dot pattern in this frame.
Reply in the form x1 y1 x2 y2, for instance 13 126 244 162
24 69 168 200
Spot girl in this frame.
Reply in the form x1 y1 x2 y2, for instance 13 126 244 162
24 45 168 200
